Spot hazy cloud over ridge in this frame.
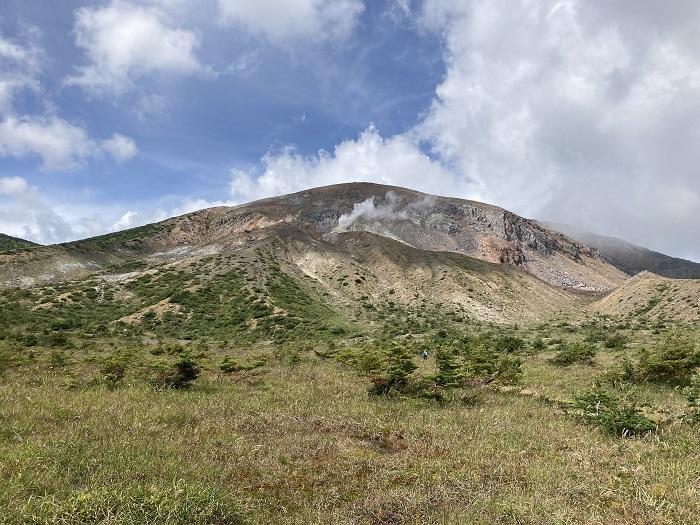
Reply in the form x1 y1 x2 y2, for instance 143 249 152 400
416 0 700 261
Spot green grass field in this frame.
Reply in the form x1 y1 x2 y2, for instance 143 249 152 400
1 322 699 524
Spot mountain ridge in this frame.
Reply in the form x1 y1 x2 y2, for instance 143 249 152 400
1 182 697 326
0 233 39 252
543 222 700 279
0 182 627 292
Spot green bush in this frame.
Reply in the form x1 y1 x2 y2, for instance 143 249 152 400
604 333 627 349
100 353 129 388
636 334 700 384
549 342 596 367
531 338 546 351
682 374 700 424
417 342 522 401
220 355 267 373
433 347 465 388
49 350 69 369
570 387 656 437
368 343 417 395
151 356 200 389
600 356 637 387
335 345 384 375
462 342 499 379
45 332 71 348
273 344 302 366
493 354 523 385
23 333 39 347
494 335 526 354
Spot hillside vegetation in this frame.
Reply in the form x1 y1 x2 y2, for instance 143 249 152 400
1 184 699 524
0 233 38 253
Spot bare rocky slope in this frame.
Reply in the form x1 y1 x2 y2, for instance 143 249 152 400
544 222 700 279
1 182 695 324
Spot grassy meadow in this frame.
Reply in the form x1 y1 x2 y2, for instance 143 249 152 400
1 316 699 524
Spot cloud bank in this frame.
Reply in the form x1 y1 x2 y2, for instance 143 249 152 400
229 125 464 203
227 0 700 261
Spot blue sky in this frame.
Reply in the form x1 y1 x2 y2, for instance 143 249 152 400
1 0 699 261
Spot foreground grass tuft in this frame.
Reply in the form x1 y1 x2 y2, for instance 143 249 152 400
11 482 245 525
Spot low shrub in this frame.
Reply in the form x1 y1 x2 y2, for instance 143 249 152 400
604 333 627 349
45 332 71 348
433 347 465 388
462 343 499 379
636 334 700 385
494 335 526 354
570 387 656 437
417 380 485 405
335 345 384 375
682 374 700 424
150 356 200 389
273 345 302 367
531 338 546 351
368 343 417 395
549 342 596 367
493 354 523 385
100 353 129 388
600 356 637 387
219 355 267 373
49 350 69 369
418 341 522 402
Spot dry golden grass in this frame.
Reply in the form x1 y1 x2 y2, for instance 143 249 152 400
2 347 699 524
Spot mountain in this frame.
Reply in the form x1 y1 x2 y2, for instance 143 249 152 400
0 183 626 290
1 182 695 331
0 233 39 252
544 222 700 279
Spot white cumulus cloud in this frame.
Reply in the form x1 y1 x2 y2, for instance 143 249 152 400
228 125 463 203
0 30 137 171
0 176 75 243
67 0 206 95
414 0 700 259
0 116 138 170
0 116 95 170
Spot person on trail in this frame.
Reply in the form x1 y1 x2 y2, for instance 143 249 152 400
421 350 428 360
